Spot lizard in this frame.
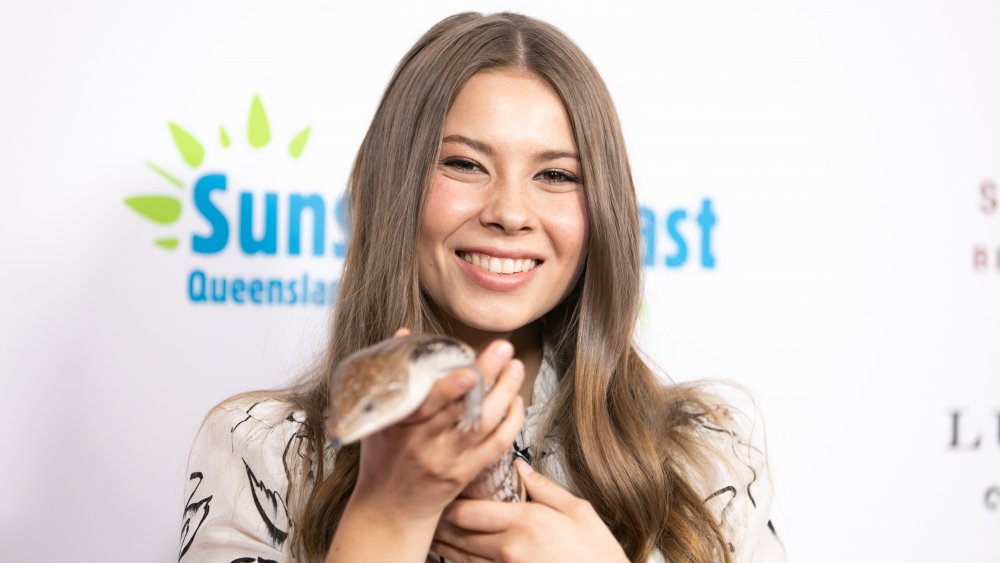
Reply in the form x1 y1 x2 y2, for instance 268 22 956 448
325 333 526 503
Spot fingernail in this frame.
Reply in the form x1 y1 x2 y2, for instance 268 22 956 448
509 360 524 381
493 340 513 358
515 458 534 475
457 372 475 390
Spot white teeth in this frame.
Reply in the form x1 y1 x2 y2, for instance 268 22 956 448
459 252 538 275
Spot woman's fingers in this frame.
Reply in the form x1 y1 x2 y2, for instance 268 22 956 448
391 338 525 485
430 540 493 563
404 339 516 431
434 510 519 562
416 394 469 436
474 340 515 388
441 499 521 533
466 394 525 468
516 459 590 515
400 369 476 425
475 359 524 433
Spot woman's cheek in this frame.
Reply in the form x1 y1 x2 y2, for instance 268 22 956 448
426 176 482 220
543 197 588 250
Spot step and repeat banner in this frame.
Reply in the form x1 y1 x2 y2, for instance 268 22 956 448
1 1 998 561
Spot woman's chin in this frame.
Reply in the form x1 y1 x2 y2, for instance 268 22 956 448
456 320 529 337
437 311 540 343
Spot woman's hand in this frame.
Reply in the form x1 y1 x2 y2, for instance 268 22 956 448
353 337 525 517
327 332 526 562
431 459 630 563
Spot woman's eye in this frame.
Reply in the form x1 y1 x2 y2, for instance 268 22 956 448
537 170 581 184
442 158 481 173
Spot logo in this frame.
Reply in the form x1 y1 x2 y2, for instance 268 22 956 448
125 95 718 307
124 95 344 306
640 199 717 269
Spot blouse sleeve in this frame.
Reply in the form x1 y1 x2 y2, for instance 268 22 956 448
697 404 786 563
179 397 310 563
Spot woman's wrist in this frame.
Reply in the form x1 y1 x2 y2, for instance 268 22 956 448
326 487 441 563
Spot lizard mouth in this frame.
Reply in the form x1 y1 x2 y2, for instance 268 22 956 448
457 251 539 275
329 394 404 445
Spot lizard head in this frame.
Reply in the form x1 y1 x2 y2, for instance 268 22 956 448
325 334 476 445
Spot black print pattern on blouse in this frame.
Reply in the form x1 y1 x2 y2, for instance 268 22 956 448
232 401 312 546
244 459 291 546
230 401 264 448
281 419 313 483
179 472 212 560
694 411 781 542
229 558 279 563
513 432 533 464
704 485 737 516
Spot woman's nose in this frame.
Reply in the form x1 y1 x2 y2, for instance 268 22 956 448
479 176 534 234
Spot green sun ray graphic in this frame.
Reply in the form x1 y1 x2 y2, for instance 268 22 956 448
289 127 310 159
124 95 311 250
168 123 205 168
124 195 182 224
247 95 271 148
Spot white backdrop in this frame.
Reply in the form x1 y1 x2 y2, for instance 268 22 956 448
1 1 998 561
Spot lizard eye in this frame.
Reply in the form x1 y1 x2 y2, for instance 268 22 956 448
362 401 375 413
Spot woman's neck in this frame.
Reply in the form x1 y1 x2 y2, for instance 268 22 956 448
437 320 542 407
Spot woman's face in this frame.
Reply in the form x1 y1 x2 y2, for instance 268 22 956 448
417 68 589 343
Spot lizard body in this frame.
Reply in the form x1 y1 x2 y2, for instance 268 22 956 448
326 333 526 502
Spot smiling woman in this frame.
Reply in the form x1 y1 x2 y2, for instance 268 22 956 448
419 69 589 346
180 11 784 563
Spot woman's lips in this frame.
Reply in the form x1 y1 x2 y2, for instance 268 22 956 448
454 251 542 292
458 251 538 274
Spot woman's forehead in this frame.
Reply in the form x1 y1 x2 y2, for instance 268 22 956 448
440 69 578 158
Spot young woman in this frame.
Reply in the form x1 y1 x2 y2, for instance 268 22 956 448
180 12 784 563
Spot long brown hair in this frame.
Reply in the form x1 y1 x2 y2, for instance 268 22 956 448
283 12 732 562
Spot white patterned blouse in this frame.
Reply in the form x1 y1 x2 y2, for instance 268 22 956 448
179 356 785 562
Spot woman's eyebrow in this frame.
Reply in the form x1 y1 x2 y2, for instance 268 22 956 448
535 149 579 163
442 134 579 163
442 134 494 156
